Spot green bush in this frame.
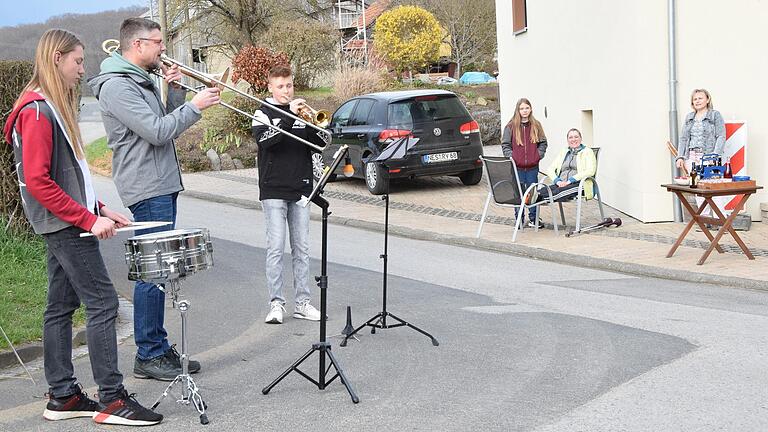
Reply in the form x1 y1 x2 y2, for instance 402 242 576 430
224 95 260 137
0 60 34 236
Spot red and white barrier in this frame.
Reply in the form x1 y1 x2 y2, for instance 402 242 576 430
713 122 747 215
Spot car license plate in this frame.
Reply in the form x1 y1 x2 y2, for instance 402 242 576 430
422 152 458 164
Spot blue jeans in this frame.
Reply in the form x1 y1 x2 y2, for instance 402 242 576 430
262 199 311 306
128 193 177 360
43 226 125 401
515 167 539 222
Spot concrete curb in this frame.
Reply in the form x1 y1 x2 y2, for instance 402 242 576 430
182 190 766 292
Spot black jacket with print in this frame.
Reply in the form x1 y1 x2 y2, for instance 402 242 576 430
251 100 326 201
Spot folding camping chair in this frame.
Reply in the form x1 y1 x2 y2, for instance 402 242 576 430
476 156 559 242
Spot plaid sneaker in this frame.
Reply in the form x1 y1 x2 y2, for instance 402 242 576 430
43 387 101 421
93 390 162 426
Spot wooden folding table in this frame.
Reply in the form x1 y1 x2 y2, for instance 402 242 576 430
663 182 762 265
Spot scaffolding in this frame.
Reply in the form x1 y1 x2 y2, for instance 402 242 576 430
336 0 368 66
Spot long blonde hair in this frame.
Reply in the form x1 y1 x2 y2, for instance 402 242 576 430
15 29 85 159
507 98 545 146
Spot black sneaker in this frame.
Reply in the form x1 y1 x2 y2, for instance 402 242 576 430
43 387 101 421
93 390 162 426
134 354 181 381
164 345 201 374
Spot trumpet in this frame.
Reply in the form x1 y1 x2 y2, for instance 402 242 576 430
100 39 331 152
296 103 331 128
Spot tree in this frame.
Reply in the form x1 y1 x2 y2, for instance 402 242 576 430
261 18 337 89
373 5 442 78
176 0 283 53
406 0 497 77
175 0 337 55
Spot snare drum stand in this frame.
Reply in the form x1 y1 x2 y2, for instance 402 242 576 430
151 276 209 425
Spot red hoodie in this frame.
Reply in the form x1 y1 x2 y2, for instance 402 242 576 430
4 91 101 232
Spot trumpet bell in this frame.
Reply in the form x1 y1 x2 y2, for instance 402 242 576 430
314 110 331 128
298 105 331 128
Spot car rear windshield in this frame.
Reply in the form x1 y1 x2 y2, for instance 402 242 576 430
387 95 468 128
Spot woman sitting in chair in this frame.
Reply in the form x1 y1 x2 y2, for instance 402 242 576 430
535 128 596 202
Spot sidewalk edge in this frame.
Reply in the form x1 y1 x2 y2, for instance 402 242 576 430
181 190 767 291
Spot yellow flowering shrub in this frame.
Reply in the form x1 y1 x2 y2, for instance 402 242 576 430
373 5 442 75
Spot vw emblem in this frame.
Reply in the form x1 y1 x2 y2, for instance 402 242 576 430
433 127 442 136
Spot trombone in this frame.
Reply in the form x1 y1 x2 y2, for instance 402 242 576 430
101 39 331 152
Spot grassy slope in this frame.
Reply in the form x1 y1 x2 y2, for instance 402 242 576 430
0 229 85 350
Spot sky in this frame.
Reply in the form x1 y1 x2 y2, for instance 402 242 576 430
0 0 146 27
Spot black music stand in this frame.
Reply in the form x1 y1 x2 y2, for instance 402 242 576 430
262 145 359 403
341 137 439 347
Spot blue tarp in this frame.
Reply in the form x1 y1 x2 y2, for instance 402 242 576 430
459 72 496 84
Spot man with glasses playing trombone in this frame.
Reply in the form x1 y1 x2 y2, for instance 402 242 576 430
89 17 219 382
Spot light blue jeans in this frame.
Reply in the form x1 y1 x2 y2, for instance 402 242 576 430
262 199 311 306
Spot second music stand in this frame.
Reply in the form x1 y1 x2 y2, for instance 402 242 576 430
341 137 439 347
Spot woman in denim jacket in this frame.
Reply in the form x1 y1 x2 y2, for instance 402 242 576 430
675 88 725 172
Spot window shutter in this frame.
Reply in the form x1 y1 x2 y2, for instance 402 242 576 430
513 0 527 34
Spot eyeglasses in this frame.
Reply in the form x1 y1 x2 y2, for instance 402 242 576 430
136 37 163 46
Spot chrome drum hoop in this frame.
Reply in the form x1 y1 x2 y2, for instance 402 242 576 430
124 228 214 281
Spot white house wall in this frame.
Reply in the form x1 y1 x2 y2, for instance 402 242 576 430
676 0 768 220
495 0 766 222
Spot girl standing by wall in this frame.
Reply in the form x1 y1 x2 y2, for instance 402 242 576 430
501 98 548 228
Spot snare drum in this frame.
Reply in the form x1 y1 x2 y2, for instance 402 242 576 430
125 228 214 281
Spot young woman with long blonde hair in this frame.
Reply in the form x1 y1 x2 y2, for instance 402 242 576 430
3 29 162 426
501 98 548 228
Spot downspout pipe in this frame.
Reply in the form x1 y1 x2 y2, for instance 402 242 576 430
668 0 683 222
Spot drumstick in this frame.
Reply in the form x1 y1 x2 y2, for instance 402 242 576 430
79 221 172 237
666 140 689 177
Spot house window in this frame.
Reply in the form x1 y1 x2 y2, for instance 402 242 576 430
192 48 206 64
513 0 527 34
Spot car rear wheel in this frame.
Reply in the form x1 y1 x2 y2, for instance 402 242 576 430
365 161 389 195
312 153 336 182
459 167 483 185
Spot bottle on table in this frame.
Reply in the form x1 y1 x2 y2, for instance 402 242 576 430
689 163 699 187
724 156 733 179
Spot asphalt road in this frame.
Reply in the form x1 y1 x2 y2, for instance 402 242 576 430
1 177 767 431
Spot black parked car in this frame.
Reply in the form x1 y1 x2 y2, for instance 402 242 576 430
314 89 484 194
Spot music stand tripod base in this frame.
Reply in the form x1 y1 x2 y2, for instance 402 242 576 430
149 278 210 425
340 150 439 349
262 163 359 404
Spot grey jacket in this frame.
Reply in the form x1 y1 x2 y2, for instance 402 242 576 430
89 63 201 207
676 109 725 161
4 93 100 234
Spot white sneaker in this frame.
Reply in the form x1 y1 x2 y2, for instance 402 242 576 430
293 301 321 321
265 301 285 324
